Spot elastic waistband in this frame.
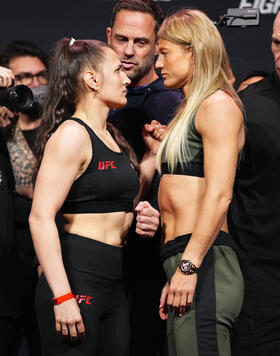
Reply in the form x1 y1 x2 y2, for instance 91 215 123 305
160 231 237 263
60 233 123 280
161 162 204 178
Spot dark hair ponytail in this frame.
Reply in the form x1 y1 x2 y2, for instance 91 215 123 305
36 38 108 163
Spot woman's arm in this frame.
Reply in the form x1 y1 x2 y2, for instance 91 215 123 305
167 92 244 314
29 121 90 340
134 121 166 237
183 93 244 265
135 121 167 203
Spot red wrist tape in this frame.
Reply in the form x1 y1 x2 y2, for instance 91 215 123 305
52 292 74 305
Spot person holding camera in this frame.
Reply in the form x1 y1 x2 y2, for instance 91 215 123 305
0 66 15 127
0 40 49 356
0 65 21 356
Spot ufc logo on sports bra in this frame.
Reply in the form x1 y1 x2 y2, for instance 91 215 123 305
98 161 116 170
75 294 93 305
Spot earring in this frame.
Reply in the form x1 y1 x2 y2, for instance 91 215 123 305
94 89 99 97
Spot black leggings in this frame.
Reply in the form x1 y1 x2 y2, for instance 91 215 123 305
35 233 130 356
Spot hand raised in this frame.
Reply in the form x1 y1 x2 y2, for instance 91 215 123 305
142 120 167 155
135 201 160 238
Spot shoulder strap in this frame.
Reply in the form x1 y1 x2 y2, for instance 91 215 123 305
66 117 96 138
188 112 201 139
65 117 96 167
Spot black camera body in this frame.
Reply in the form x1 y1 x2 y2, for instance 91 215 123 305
0 85 34 112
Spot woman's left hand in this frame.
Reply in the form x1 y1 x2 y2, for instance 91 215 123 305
167 269 197 316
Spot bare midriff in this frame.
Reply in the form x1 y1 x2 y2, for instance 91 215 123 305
158 174 228 244
62 211 134 247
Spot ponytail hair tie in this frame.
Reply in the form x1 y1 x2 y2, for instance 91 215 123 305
69 38 76 47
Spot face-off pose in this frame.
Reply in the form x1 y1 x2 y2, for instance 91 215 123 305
107 1 183 355
29 38 139 355
107 0 182 163
141 9 245 356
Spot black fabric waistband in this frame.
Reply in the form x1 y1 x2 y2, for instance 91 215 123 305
160 231 237 263
60 233 123 280
161 162 204 178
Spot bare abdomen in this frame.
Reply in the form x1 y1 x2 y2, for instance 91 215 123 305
159 175 208 243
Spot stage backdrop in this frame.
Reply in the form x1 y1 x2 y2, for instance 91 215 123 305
1 0 279 86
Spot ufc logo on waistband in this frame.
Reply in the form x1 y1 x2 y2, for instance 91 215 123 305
98 161 117 170
75 295 93 304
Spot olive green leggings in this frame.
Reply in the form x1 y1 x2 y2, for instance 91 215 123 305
163 244 244 356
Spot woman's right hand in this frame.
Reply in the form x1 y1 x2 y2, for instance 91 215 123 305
142 120 167 155
54 298 85 342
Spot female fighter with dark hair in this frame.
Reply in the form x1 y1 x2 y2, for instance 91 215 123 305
137 9 245 356
29 38 140 355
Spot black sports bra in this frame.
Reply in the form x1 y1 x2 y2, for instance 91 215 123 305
161 114 204 177
61 118 140 214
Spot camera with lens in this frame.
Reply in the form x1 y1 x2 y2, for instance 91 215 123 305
0 84 34 112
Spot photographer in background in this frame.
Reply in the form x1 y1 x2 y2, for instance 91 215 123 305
0 66 20 356
0 40 49 356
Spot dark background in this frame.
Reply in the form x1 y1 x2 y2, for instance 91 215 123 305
0 0 278 86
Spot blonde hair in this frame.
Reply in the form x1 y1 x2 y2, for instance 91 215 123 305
156 9 242 172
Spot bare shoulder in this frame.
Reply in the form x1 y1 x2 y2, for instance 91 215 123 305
44 120 90 160
196 90 243 135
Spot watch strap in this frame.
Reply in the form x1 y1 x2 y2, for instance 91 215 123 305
178 259 199 275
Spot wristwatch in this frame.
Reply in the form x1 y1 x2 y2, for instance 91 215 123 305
178 259 199 275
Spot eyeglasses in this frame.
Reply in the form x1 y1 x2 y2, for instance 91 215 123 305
14 70 48 86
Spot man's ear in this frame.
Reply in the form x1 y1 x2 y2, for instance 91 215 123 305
106 27 112 46
83 71 99 91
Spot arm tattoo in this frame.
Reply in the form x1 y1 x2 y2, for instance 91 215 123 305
6 124 37 193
